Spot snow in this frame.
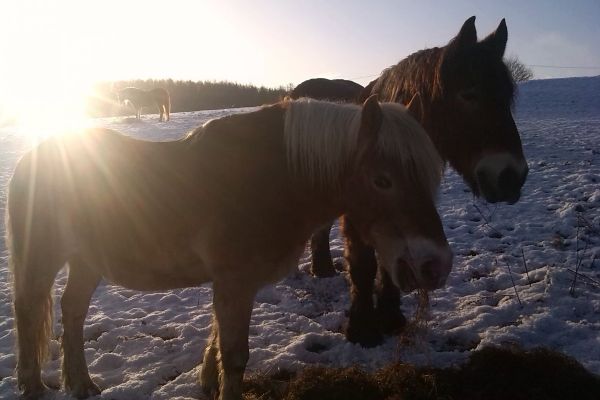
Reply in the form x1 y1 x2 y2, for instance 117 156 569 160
0 76 599 399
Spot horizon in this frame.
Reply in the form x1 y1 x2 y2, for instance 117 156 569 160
0 0 599 126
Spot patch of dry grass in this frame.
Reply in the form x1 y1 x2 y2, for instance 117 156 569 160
243 346 600 400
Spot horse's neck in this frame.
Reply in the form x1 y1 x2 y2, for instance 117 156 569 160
396 48 443 103
188 108 346 234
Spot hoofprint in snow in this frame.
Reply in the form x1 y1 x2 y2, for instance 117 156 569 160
0 77 599 399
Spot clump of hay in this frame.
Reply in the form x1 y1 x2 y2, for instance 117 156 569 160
398 289 431 349
243 347 600 400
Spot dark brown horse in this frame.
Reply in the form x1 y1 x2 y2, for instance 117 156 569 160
307 17 528 347
117 87 171 122
8 97 451 400
290 78 364 102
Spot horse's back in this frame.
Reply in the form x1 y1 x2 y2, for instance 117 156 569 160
149 87 170 104
291 78 364 102
7 129 127 265
120 87 166 106
10 129 190 233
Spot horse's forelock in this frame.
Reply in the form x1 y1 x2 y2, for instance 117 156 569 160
440 42 517 105
378 103 443 197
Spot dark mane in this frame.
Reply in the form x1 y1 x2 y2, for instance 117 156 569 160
364 43 515 107
363 47 445 104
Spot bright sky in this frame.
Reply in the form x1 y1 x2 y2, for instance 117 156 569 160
0 0 598 126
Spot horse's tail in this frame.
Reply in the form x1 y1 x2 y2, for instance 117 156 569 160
8 147 62 385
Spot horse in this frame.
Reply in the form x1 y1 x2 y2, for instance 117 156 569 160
7 96 452 400
290 78 364 102
304 17 529 347
117 87 171 122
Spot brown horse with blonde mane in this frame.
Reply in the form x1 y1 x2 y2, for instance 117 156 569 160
7 96 451 400
117 87 171 122
299 17 528 347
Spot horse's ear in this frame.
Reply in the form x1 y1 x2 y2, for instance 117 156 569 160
359 94 383 143
480 18 508 59
405 93 423 122
450 16 477 50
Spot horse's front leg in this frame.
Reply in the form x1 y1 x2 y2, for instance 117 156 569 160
61 257 101 399
376 269 406 335
212 280 255 400
310 223 336 277
342 216 383 347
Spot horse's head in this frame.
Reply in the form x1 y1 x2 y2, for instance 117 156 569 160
345 96 452 291
434 16 528 204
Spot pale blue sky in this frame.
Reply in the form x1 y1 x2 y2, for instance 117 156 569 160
224 0 600 85
0 0 598 95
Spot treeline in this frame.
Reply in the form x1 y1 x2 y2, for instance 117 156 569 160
86 79 289 117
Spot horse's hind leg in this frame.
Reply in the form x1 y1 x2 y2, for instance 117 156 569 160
9 149 66 398
157 104 164 122
61 256 101 398
12 251 64 398
310 223 336 277
200 319 219 396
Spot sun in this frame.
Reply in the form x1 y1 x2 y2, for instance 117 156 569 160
6 78 95 144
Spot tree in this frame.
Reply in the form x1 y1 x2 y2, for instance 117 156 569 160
504 56 534 83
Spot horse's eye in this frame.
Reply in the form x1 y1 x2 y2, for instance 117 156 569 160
373 175 393 190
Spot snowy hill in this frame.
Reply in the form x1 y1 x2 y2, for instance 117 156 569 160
0 77 599 399
515 75 600 119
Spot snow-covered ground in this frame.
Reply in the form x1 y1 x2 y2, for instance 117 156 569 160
0 76 599 399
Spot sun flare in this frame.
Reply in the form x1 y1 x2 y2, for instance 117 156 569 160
0 1 270 141
4 81 94 145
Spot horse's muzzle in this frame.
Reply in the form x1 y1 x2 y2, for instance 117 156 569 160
393 241 453 291
475 153 528 204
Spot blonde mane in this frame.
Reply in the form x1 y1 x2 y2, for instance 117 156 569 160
283 98 442 195
284 98 361 187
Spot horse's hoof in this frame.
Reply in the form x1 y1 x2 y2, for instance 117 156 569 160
377 306 407 335
68 380 101 399
19 382 49 400
344 321 384 348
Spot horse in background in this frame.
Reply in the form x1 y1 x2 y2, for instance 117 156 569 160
290 78 364 102
304 17 529 347
8 97 451 400
117 87 171 122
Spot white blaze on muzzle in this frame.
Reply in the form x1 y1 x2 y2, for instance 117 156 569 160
382 237 453 291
